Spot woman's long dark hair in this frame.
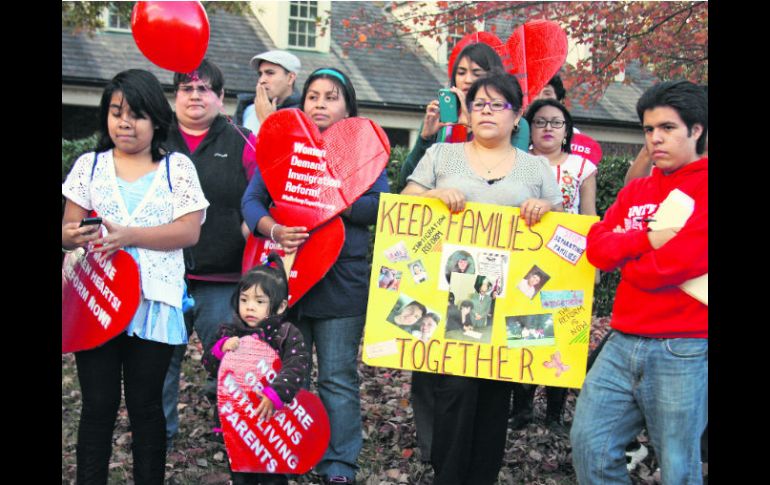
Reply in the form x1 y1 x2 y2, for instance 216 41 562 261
96 69 172 161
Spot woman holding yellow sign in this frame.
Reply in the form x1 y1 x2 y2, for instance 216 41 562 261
402 73 562 485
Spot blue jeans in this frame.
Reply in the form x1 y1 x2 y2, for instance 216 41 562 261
163 280 237 441
296 315 365 481
571 331 707 485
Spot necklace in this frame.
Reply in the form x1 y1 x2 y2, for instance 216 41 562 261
471 143 514 176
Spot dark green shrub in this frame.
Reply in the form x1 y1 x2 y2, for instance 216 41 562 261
592 155 633 316
62 134 98 182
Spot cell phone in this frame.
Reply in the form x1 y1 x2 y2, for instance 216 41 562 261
79 217 102 234
79 216 102 227
438 88 458 123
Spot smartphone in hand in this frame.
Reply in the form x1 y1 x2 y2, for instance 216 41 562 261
438 89 459 123
79 216 102 235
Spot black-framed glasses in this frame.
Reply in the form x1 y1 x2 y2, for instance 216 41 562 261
470 100 513 112
177 84 214 96
532 118 566 129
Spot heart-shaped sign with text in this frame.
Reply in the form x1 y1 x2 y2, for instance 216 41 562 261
218 335 330 474
570 133 603 166
255 109 390 231
62 249 141 353
448 22 568 109
242 216 345 306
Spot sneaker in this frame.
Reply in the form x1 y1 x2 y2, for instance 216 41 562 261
625 443 648 471
324 476 354 484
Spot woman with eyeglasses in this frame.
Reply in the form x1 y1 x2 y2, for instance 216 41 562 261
507 99 598 433
526 98 597 216
402 73 562 485
397 42 531 191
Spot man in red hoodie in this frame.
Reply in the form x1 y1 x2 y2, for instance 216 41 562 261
570 80 707 485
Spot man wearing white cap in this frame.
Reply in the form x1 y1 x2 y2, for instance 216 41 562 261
235 50 303 134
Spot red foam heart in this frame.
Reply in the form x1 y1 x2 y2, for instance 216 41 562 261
255 109 390 231
62 249 141 353
570 133 603 165
447 32 513 79
217 336 330 474
506 20 568 108
447 23 567 109
242 216 345 307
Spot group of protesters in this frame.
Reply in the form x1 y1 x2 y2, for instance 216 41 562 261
62 37 707 485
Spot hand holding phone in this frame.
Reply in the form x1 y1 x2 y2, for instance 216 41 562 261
438 88 459 123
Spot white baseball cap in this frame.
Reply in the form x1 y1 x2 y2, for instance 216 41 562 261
250 50 301 73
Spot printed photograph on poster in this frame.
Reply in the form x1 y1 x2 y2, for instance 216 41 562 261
441 247 476 289
386 294 441 341
443 273 494 344
377 266 402 291
475 250 509 297
516 265 550 300
384 241 410 263
408 260 428 284
505 313 556 347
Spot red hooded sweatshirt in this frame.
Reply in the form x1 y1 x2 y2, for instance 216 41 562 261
586 157 708 338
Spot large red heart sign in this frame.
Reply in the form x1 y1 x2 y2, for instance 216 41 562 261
448 22 568 109
62 249 141 353
255 109 390 231
218 336 330 474
507 20 568 108
242 216 345 306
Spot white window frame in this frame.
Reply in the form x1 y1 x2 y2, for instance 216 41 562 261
103 4 131 33
443 17 485 65
288 1 319 50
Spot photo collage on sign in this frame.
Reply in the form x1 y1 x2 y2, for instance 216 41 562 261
379 241 440 342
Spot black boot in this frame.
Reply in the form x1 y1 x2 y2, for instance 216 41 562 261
131 441 167 485
544 386 569 433
510 383 535 429
76 442 112 485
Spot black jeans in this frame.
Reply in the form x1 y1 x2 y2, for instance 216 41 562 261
75 333 174 485
430 374 512 485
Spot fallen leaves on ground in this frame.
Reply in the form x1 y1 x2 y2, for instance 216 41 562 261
62 317 659 484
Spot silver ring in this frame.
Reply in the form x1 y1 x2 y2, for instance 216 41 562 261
534 206 541 212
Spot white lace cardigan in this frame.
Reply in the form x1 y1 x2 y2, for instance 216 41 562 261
62 150 209 308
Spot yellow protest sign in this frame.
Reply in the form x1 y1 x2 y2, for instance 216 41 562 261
363 194 599 389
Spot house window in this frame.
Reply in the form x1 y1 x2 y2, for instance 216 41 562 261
288 1 318 49
105 4 131 32
446 14 480 61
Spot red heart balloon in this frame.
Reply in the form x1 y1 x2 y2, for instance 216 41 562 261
570 133 603 166
506 20 568 108
255 109 390 231
62 249 141 353
242 216 345 307
218 336 330 474
131 1 210 73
